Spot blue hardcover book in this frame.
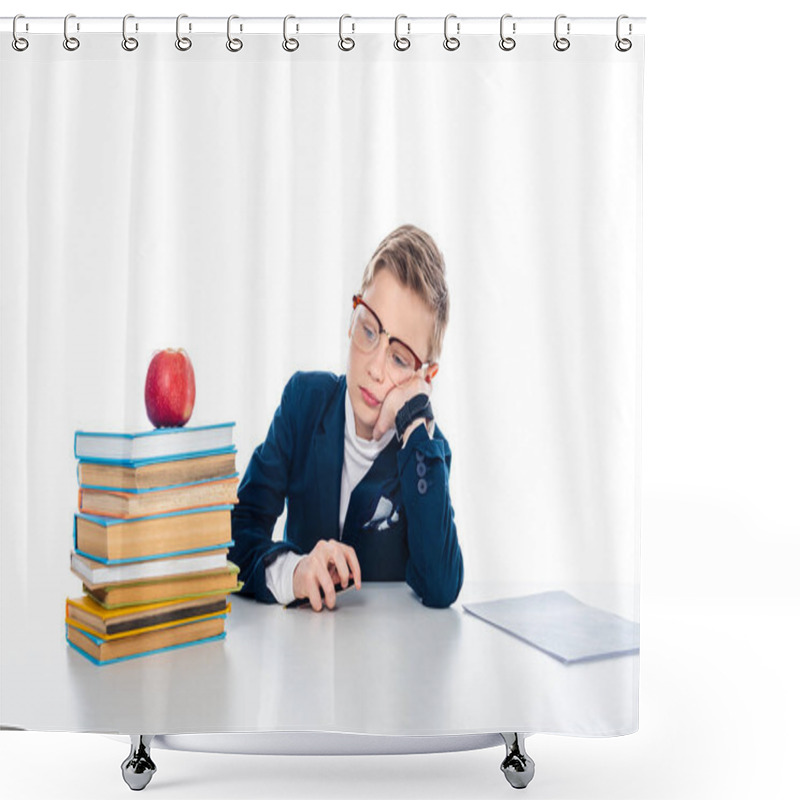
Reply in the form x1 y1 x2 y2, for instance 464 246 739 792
78 472 239 494
76 449 238 486
76 446 236 468
74 422 235 463
77 475 239 517
70 545 233 586
65 615 228 665
74 505 234 528
73 505 234 563
72 541 235 567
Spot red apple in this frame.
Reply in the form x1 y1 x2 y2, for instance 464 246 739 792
144 348 196 428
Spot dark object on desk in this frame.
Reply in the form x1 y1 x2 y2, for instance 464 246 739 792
284 583 356 609
462 590 639 664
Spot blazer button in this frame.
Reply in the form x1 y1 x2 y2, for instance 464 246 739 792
415 451 425 462
417 478 428 495
416 461 427 478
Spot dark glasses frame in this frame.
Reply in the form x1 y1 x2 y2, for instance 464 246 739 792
351 294 430 372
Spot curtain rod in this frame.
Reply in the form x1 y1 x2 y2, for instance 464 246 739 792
1 16 646 37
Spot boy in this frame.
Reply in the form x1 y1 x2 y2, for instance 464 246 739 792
231 225 463 610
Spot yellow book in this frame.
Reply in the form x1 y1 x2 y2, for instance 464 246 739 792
66 594 231 637
65 600 231 641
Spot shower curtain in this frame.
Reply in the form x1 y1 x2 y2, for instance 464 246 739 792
1 16 643 739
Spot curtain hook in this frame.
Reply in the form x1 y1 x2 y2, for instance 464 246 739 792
12 14 29 52
443 14 460 51
553 14 570 52
394 14 411 51
615 15 632 52
63 13 80 51
499 13 516 51
227 15 243 52
338 14 355 51
175 13 192 51
122 14 138 52
283 15 299 52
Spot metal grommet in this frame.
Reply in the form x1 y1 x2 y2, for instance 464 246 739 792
499 13 516 51
443 13 460 51
553 14 570 52
122 14 138 51
175 13 192 51
615 14 632 52
63 13 80 51
12 15 29 52
283 15 299 52
227 15 243 52
338 14 355 51
394 14 411 51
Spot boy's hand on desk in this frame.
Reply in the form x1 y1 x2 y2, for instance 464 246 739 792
372 373 431 441
291 540 362 612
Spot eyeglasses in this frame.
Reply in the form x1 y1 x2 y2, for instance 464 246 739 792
350 294 430 385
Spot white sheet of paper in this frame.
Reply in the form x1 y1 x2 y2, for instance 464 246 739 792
462 590 640 664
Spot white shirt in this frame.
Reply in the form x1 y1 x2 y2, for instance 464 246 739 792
338 386 397 536
264 387 433 604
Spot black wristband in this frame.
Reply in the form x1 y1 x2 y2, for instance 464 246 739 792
395 393 434 441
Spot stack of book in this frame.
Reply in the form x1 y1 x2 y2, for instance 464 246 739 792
66 422 243 665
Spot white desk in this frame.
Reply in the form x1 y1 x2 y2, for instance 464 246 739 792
1 582 638 737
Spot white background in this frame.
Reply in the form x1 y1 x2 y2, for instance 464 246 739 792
1 1 798 799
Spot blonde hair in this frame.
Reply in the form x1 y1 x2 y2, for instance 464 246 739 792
359 224 450 363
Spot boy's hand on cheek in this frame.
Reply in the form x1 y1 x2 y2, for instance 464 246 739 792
372 374 431 441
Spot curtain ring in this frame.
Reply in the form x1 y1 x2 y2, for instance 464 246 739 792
553 14 570 52
122 14 139 52
615 15 632 52
338 14 355 51
443 14 460 51
12 15 29 52
63 13 80 51
394 15 411 51
227 15 243 52
283 15 299 52
175 14 192 51
499 14 516 51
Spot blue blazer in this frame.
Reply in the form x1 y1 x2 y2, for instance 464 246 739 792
231 371 464 608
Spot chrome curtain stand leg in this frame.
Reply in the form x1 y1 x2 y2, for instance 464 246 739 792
500 732 535 789
121 735 157 791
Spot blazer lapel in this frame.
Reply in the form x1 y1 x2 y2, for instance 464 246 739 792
312 375 347 542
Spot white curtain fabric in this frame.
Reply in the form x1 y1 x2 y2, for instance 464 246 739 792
1 28 643 735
